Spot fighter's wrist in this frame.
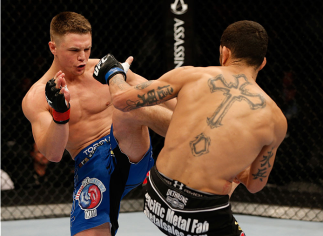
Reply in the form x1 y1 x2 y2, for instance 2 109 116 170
105 68 126 84
93 54 127 85
52 107 70 124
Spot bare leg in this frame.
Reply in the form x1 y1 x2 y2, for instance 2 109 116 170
112 108 150 163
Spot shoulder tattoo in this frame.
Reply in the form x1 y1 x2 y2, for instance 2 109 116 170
207 74 266 128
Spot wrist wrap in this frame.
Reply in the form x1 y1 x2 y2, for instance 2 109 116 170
52 108 70 124
45 78 70 124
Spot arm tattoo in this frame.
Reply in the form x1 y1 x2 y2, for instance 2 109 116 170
260 148 274 168
110 74 128 90
189 133 211 157
252 148 274 181
122 85 174 111
251 168 268 182
134 81 153 90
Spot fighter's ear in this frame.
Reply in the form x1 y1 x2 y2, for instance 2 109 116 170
258 57 267 71
221 46 231 66
48 41 57 55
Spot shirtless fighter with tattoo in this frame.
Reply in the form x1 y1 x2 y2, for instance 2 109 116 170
105 20 287 236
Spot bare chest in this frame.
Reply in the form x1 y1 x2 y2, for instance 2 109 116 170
63 81 114 156
68 81 112 122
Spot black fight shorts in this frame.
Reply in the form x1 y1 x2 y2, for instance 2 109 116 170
143 166 245 236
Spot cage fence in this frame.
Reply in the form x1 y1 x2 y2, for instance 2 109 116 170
1 0 322 222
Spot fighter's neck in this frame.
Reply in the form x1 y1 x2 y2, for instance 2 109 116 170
225 64 259 82
223 59 259 82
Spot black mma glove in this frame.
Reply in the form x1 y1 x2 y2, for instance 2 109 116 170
93 54 126 85
45 78 70 124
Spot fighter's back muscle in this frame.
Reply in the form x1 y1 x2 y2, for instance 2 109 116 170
157 67 282 194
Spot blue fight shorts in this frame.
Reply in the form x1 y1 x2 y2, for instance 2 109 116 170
70 125 154 236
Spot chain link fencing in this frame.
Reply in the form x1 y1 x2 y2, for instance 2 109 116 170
1 0 322 222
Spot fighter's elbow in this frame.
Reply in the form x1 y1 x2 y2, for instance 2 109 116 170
247 187 261 194
51 157 62 162
246 183 266 194
47 155 62 163
43 151 62 163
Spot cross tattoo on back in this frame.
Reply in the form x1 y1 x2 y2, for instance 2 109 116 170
207 74 266 128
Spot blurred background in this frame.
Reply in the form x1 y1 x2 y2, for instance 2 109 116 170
1 0 323 222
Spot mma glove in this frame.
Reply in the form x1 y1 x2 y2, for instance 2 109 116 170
45 78 70 124
93 54 128 85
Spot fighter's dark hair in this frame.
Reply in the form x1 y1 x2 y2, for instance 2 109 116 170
220 20 268 68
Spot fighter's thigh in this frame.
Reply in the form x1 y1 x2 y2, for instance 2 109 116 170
112 109 150 158
74 223 111 236
112 108 150 135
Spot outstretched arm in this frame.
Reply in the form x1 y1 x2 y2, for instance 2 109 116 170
109 73 177 111
108 56 190 112
126 68 177 111
124 64 177 137
93 54 177 137
93 54 190 112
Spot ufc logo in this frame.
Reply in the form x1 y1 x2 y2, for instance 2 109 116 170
93 56 108 76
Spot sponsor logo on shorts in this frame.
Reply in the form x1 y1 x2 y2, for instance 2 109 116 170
82 138 109 157
144 192 209 236
75 177 106 219
166 189 188 209
173 180 184 190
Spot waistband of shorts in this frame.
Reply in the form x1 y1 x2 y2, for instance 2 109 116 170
74 125 118 167
150 166 229 204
